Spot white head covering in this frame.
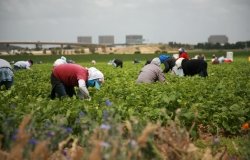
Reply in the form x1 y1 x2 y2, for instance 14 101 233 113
53 58 67 67
61 56 67 61
88 67 104 82
178 48 185 53
150 57 161 66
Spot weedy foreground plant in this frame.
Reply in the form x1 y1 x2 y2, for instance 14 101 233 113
1 113 244 160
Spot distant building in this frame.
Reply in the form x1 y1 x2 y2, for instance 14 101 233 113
126 35 143 44
77 36 92 44
98 35 114 45
208 35 228 44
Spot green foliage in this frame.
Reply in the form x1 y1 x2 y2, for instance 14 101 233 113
0 53 249 158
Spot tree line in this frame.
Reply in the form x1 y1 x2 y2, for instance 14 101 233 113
168 41 250 50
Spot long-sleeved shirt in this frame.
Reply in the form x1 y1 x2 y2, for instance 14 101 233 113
136 63 165 83
14 61 31 69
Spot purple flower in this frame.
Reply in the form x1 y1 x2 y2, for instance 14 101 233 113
46 131 55 137
100 124 111 130
65 127 73 134
105 100 112 106
29 137 37 145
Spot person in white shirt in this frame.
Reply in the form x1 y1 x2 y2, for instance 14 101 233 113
53 56 67 67
13 60 33 70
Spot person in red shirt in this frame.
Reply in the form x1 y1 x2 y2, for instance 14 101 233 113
178 48 189 60
50 63 104 100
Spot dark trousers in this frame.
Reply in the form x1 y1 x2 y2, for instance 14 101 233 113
0 80 13 90
182 59 208 77
13 65 21 71
50 73 76 99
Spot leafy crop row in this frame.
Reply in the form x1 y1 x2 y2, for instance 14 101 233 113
0 54 249 159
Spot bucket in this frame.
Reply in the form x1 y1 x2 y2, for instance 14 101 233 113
226 52 233 61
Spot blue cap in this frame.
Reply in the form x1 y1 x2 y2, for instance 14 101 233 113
159 54 170 63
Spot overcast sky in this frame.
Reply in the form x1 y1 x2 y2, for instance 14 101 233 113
0 0 249 44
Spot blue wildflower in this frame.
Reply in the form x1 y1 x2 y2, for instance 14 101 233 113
29 137 37 145
100 124 111 130
105 99 112 106
46 131 55 137
64 127 73 134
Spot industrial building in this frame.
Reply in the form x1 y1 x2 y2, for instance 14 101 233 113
126 35 143 44
98 35 114 45
208 35 228 44
77 36 92 44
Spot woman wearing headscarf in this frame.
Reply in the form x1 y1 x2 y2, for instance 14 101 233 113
0 59 14 90
136 57 166 83
178 48 189 60
50 63 104 100
53 56 67 67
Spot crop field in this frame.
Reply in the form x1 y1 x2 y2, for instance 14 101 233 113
0 51 250 159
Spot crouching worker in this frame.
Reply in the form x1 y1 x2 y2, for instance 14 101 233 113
13 60 33 70
112 59 123 68
50 63 104 100
136 57 166 83
0 59 14 90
